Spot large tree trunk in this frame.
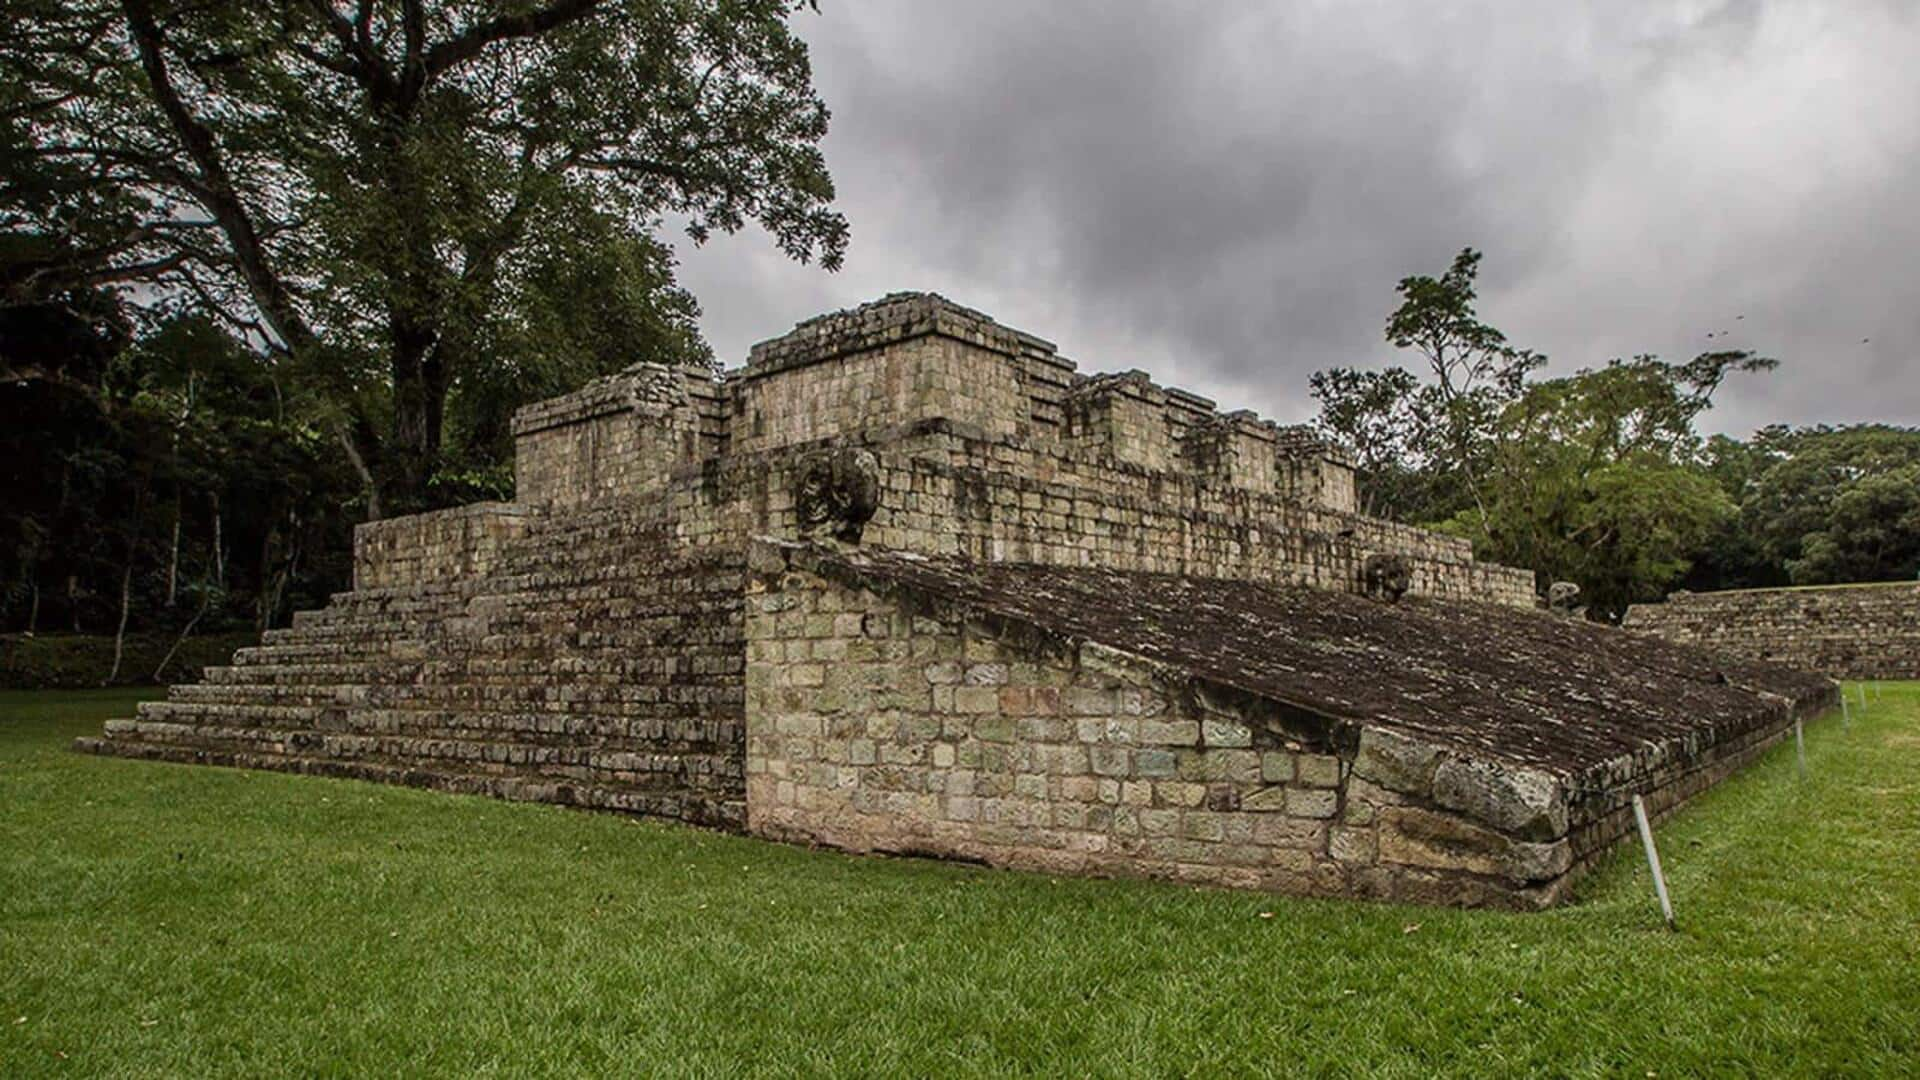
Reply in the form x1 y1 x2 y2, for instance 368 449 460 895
388 345 443 509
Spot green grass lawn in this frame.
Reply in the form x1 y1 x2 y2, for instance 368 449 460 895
3 687 1917 1077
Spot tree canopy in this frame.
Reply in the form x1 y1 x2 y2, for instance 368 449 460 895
1309 247 1920 620
3 0 846 513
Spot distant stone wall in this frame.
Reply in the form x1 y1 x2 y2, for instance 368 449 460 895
1625 583 1920 679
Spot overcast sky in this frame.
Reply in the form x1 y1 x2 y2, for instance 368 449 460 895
670 0 1919 437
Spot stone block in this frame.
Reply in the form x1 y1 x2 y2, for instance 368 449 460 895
1351 728 1441 796
1202 719 1252 748
1431 757 1566 841
1285 788 1339 819
1296 754 1341 788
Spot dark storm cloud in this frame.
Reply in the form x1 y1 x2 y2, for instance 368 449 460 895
671 1 1920 434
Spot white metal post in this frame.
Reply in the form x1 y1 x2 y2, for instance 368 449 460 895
1632 794 1675 930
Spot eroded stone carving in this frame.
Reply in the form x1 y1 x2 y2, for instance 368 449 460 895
1362 553 1412 603
795 448 881 542
1547 581 1584 619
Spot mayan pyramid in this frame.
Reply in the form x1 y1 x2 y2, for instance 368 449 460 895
79 293 1834 907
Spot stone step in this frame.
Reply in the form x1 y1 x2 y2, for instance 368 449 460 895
324 709 744 748
193 670 740 697
172 676 741 710
264 622 450 645
204 662 662 689
147 691 743 730
150 695 742 747
276 598 736 642
136 698 323 727
72 734 744 830
233 642 426 666
91 719 742 790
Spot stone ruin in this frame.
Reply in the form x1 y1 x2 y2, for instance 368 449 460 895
77 293 1836 908
1628 582 1920 680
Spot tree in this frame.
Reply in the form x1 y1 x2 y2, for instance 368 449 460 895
1306 365 1423 519
1737 425 1920 585
1677 433 1788 592
2 0 846 514
1 280 358 643
1381 247 1546 529
1311 248 1544 524
1311 247 1777 618
1444 353 1773 619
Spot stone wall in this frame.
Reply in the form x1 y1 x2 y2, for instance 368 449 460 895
513 363 726 510
732 319 1029 454
1625 583 1920 679
744 551 1573 908
354 503 534 591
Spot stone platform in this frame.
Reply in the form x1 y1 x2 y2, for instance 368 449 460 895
77 293 1837 908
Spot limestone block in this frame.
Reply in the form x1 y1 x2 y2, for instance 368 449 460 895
1431 757 1566 841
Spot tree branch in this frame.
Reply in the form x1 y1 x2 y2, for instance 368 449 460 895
424 0 606 76
123 0 319 356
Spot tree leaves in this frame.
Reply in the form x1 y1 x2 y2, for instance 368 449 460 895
3 0 846 510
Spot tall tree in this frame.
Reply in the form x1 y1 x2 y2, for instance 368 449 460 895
1311 248 1545 524
1451 352 1773 619
1738 425 1920 585
2 0 846 514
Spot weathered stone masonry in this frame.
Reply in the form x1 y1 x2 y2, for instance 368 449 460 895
78 292 1836 908
745 544 1829 908
1627 583 1920 680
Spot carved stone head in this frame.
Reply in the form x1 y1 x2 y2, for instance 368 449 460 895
1362 553 1412 603
794 448 882 542
1547 581 1584 618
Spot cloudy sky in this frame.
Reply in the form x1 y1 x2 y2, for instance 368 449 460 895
671 0 1919 436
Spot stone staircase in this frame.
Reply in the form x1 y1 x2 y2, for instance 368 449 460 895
75 504 749 828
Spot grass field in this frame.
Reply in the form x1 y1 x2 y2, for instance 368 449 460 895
3 686 1917 1077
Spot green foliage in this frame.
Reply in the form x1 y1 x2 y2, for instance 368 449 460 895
1314 248 1781 617
1312 248 1545 523
3 0 845 510
1740 425 1920 585
0 297 357 638
0 631 257 688
4 687 1918 1074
